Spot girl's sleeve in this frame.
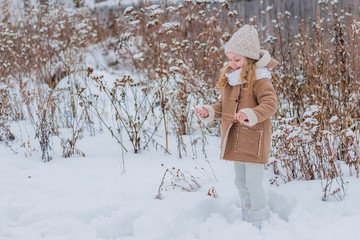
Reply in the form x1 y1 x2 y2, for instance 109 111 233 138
199 94 223 124
239 78 277 127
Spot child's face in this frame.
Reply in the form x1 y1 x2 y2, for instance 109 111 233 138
226 52 246 71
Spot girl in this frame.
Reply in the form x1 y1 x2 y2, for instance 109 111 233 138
195 25 278 228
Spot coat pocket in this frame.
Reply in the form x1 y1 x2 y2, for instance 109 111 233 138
234 126 263 157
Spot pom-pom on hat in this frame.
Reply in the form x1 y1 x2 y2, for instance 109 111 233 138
224 25 261 60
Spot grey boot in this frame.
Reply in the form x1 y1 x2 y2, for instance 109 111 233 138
241 207 269 228
250 219 263 229
242 208 250 221
247 207 270 229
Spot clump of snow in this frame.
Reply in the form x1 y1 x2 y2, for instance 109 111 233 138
1 131 360 240
133 52 144 59
124 6 134 15
329 115 339 124
161 22 180 30
346 128 355 138
303 105 320 118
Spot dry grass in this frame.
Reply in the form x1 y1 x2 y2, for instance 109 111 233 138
0 88 15 142
0 0 358 185
113 0 359 179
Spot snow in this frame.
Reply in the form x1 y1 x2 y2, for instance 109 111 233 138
2 125 360 240
329 115 338 124
124 6 134 15
161 22 180 30
133 52 144 59
303 105 320 118
2 6 360 238
346 129 355 138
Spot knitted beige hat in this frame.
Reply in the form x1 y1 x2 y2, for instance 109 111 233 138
224 25 260 60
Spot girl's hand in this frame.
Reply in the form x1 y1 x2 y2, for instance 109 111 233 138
194 105 209 118
234 112 248 124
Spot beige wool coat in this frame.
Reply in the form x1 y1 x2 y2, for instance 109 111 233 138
201 56 278 164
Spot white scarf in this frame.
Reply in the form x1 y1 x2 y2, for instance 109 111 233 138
226 68 272 86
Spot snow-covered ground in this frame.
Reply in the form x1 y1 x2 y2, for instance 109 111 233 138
1 127 360 240
1 1 360 239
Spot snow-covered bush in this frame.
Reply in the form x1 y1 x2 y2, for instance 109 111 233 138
1 0 358 171
104 0 360 164
0 86 15 142
0 0 106 87
51 50 93 158
0 1 108 160
17 80 58 162
55 75 88 158
266 0 360 175
269 105 353 185
114 1 235 157
80 68 164 154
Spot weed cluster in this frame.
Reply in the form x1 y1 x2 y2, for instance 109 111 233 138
1 1 358 196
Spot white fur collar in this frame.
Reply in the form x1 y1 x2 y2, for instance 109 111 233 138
226 68 271 86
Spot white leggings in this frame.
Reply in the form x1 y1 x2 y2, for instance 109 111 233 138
234 162 266 211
